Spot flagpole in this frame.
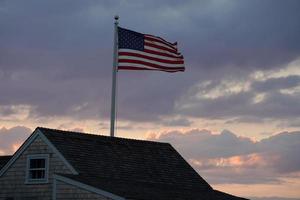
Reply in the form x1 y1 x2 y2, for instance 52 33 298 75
110 15 119 137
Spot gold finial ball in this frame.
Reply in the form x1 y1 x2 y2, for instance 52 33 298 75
114 15 119 20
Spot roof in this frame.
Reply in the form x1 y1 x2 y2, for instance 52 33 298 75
0 156 12 170
60 174 247 200
38 127 247 200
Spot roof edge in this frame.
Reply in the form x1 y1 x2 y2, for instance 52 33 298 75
37 126 170 145
0 128 78 177
54 174 125 200
0 129 39 176
213 189 249 200
37 128 78 175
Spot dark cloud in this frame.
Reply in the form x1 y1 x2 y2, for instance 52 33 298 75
160 117 192 127
184 0 300 70
0 106 17 116
252 76 300 92
153 129 300 184
157 129 254 159
177 91 254 119
0 126 32 155
278 118 300 128
225 117 265 124
177 74 300 122
259 132 300 173
1 0 300 123
200 165 280 184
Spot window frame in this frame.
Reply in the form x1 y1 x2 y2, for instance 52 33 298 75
25 154 49 184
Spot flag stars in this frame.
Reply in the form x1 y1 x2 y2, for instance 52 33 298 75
118 27 144 50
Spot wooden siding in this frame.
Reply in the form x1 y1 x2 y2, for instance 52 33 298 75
56 180 112 200
0 135 72 200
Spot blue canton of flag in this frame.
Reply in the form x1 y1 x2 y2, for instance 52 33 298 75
118 28 144 51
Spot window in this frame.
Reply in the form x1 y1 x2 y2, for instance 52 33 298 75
26 154 49 184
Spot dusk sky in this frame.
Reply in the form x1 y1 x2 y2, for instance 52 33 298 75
1 0 300 199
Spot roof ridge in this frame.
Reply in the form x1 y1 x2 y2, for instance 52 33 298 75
37 127 169 145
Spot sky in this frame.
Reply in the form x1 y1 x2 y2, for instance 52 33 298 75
1 0 300 199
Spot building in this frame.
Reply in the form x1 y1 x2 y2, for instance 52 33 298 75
0 127 248 200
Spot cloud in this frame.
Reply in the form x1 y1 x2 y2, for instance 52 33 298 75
252 75 300 92
278 118 300 128
259 132 300 173
1 0 300 124
176 72 300 122
156 129 255 159
0 126 32 155
160 117 192 127
151 129 300 184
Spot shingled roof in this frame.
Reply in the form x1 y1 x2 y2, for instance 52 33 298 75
38 127 247 200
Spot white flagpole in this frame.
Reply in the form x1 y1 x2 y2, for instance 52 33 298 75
110 15 119 137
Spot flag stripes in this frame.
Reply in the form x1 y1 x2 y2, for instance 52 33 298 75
117 27 185 72
144 34 177 50
118 52 184 64
118 66 183 72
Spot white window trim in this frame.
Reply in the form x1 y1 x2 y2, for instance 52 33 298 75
25 154 49 184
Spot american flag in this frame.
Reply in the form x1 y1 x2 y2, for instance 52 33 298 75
117 27 185 73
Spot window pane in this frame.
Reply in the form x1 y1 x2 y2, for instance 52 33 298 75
30 159 45 168
29 170 45 179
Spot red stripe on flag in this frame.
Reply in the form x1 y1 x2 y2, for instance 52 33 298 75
118 66 155 71
118 66 183 73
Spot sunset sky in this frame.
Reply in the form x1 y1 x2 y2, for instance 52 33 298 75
1 0 300 199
